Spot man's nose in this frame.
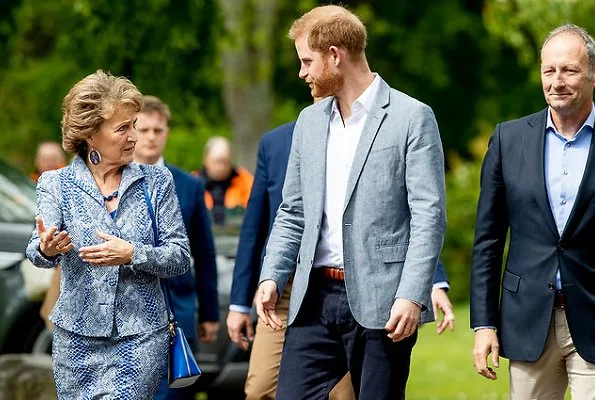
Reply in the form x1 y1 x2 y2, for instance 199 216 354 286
552 71 566 88
299 65 307 80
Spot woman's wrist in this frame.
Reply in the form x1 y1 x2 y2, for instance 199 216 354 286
38 244 58 259
125 241 134 265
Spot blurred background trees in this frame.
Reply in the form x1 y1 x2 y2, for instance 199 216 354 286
1 0 592 302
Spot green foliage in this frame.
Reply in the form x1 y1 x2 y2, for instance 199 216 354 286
409 303 571 399
0 0 223 171
165 112 230 172
408 304 510 399
442 152 483 303
485 0 595 68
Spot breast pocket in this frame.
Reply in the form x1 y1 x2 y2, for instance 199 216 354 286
366 143 404 182
367 145 399 164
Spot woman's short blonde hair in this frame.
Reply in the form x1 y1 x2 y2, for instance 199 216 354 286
61 70 143 156
288 5 367 59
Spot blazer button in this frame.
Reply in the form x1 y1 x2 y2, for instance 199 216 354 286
557 244 565 252
548 283 555 291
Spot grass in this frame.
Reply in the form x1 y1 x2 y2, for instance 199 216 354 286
407 303 571 400
407 303 509 400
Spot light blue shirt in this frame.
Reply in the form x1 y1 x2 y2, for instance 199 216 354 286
545 105 594 290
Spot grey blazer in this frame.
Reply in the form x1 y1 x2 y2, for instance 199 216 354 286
259 78 446 328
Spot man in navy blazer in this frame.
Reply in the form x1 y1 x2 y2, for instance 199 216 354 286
135 96 219 400
471 25 595 399
228 120 454 399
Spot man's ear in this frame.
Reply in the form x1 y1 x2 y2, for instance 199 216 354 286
328 46 342 67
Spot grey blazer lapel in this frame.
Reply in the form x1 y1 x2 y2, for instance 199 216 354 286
343 80 390 211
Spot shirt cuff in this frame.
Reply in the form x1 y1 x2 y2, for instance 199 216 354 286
229 304 251 314
433 281 450 291
473 326 496 332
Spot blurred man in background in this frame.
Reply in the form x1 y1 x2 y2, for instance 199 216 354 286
134 95 219 400
30 141 66 182
195 136 253 226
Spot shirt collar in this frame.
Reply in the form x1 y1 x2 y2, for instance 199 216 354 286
155 156 165 167
546 103 595 138
331 73 381 116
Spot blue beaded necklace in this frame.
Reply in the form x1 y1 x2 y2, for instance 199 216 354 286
103 191 119 202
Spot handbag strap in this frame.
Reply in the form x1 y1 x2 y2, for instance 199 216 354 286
141 179 176 325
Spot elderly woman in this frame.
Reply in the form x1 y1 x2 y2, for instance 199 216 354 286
26 70 190 399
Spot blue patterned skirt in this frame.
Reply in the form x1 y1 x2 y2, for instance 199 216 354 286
52 326 169 399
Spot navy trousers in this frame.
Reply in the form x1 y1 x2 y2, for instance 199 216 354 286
276 274 417 400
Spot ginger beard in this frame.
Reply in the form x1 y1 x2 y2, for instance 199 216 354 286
311 58 344 98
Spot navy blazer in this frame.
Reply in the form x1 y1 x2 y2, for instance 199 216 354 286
231 122 449 309
167 164 219 339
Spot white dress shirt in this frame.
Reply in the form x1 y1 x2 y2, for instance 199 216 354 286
313 74 381 268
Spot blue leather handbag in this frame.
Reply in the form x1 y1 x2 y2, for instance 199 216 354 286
142 180 202 388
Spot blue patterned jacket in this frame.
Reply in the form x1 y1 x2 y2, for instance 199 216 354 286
26 156 190 337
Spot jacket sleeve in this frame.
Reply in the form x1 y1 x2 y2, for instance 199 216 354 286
433 259 449 285
26 171 63 269
192 180 220 322
396 104 447 310
259 117 305 295
470 125 509 329
130 169 191 278
232 137 271 308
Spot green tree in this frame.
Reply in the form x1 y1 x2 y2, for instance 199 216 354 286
218 0 278 172
0 0 223 172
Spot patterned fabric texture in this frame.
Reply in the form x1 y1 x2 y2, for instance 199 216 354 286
27 156 190 337
26 156 190 398
52 326 169 399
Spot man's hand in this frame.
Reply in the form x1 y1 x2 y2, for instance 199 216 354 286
255 280 283 330
79 231 134 266
473 328 500 380
198 321 219 343
384 298 421 342
227 311 254 350
432 288 455 334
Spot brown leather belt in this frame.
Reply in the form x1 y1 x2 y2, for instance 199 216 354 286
554 290 566 309
317 267 344 281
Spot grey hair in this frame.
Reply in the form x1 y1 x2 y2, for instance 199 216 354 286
542 24 595 78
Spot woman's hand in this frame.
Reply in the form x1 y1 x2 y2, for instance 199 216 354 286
36 217 74 257
79 231 134 266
